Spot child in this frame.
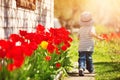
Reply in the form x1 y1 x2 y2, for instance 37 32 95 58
78 11 104 76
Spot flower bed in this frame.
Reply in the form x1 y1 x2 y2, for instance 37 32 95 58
0 24 72 80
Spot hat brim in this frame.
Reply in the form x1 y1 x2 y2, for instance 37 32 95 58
80 20 94 26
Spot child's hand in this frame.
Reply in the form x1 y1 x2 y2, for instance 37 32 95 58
100 34 109 41
99 36 105 41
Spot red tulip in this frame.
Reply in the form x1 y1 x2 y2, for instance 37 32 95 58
19 30 27 36
0 40 12 58
55 62 61 68
110 32 119 39
7 64 15 71
47 43 55 53
45 56 51 61
100 34 110 41
36 24 45 34
61 45 67 51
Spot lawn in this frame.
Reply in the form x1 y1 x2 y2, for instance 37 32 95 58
68 33 120 80
93 39 120 80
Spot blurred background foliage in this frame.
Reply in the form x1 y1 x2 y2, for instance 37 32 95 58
54 0 120 33
54 0 86 21
54 0 86 29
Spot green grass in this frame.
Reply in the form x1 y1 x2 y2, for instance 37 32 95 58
93 39 120 80
68 34 120 80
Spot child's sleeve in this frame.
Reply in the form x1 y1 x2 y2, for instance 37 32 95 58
91 26 96 34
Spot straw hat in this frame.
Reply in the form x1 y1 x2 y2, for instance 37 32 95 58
80 11 94 26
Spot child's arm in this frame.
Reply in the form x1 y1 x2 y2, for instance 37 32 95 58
91 32 104 40
90 26 104 40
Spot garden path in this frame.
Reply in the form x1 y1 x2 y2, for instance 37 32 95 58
63 70 95 80
63 62 95 80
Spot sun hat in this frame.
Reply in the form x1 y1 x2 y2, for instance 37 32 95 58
80 11 94 26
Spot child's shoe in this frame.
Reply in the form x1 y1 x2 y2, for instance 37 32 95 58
89 71 95 74
79 68 84 76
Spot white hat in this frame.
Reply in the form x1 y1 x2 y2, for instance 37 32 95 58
80 11 94 26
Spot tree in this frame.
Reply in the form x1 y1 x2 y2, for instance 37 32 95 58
54 0 87 33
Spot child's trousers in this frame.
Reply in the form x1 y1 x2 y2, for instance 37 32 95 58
78 51 94 73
